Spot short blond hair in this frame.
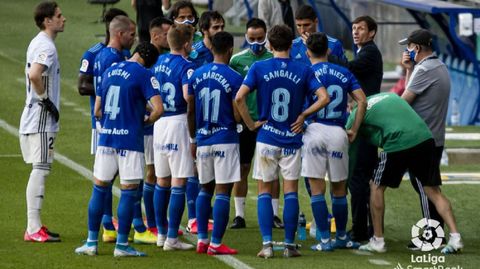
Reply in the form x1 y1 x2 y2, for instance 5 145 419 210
167 24 194 51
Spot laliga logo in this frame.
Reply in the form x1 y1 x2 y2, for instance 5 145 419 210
411 218 445 251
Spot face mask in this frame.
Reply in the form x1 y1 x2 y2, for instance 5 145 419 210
406 48 416 62
189 49 198 59
175 19 195 25
246 35 266 55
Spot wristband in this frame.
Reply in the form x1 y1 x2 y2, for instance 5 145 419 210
38 91 48 100
189 137 197 144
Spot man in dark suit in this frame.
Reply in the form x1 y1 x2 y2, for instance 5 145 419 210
329 15 383 242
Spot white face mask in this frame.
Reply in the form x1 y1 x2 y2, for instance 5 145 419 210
175 19 195 25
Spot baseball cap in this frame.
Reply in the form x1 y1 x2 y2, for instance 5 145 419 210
398 29 433 47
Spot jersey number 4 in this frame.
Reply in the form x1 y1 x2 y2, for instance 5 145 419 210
105 85 121 120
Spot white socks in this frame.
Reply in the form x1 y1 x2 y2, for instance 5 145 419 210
26 168 48 234
272 199 279 216
234 197 245 218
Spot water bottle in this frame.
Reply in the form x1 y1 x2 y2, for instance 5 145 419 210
450 98 460 126
297 212 307 240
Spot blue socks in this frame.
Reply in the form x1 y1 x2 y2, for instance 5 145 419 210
332 195 348 238
186 177 199 220
143 182 156 229
154 184 170 235
102 184 115 231
211 194 230 245
283 192 299 244
117 188 137 245
132 182 147 233
196 190 212 240
311 194 330 241
258 193 273 243
88 184 108 242
167 186 186 239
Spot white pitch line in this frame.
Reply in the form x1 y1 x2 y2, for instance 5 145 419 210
368 259 391 266
0 154 22 158
0 118 252 269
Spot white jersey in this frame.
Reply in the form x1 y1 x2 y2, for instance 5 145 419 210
19 31 61 134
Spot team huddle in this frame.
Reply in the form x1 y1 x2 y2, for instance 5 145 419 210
21 0 463 260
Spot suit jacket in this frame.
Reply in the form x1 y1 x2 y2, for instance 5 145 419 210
329 40 383 96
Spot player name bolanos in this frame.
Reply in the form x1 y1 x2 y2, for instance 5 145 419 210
198 126 228 135
107 69 131 80
153 64 171 76
100 128 129 135
314 67 348 83
192 71 232 92
263 70 301 84
262 124 297 137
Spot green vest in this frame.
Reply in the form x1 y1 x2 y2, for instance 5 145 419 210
229 49 273 121
346 93 432 152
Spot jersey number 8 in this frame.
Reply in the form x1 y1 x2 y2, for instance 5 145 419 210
271 88 290 122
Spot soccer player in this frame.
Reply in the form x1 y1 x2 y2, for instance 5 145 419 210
168 0 202 43
303 33 366 251
187 31 243 255
92 14 137 243
21 1 65 243
229 18 283 229
77 8 135 243
191 11 225 68
75 42 163 257
290 4 346 65
235 25 329 258
346 93 463 255
150 17 173 54
152 23 196 251
138 16 173 238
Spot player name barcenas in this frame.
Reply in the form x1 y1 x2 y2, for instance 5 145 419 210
263 70 300 84
192 71 232 92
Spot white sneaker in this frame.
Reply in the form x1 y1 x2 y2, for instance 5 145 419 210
74 242 98 256
257 243 273 259
359 237 387 253
156 234 166 247
441 237 463 254
163 239 194 251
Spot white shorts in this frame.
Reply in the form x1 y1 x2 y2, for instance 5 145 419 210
93 146 145 184
144 135 154 165
196 144 241 185
90 128 99 155
301 123 348 182
20 132 56 164
252 142 301 182
153 114 194 178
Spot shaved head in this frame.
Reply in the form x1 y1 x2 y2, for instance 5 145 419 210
109 15 134 36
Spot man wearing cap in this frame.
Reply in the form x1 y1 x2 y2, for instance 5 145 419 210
399 29 451 251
